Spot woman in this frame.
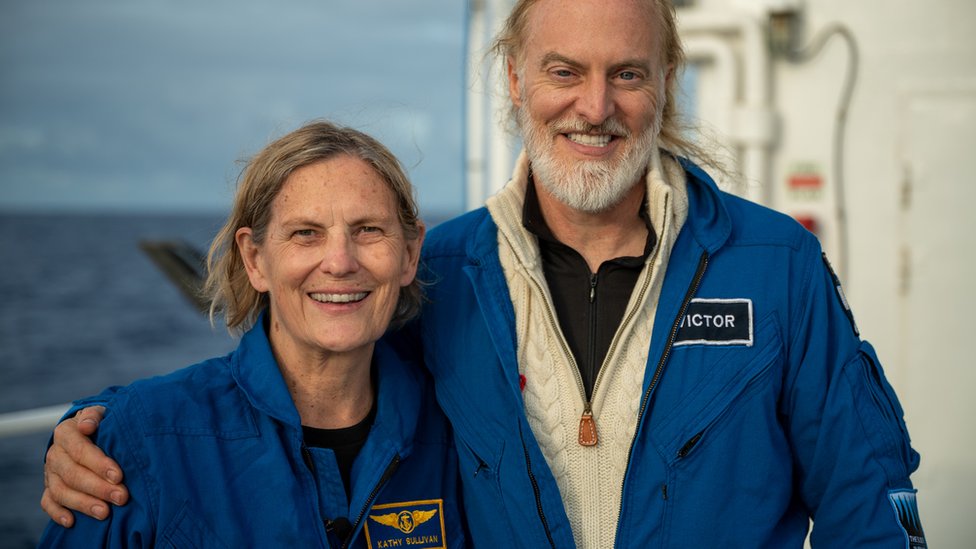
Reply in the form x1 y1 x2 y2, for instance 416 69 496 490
38 121 465 548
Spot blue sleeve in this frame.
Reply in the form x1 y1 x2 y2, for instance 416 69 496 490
785 242 924 547
62 386 124 419
37 393 157 548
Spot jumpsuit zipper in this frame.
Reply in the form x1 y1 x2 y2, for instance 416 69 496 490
301 444 336 542
303 444 401 548
617 251 709 524
341 455 401 549
520 422 558 548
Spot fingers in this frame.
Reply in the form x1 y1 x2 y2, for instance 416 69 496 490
40 488 75 528
43 453 110 522
54 406 124 486
43 405 129 521
72 406 106 438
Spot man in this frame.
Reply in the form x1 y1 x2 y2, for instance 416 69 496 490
43 0 924 547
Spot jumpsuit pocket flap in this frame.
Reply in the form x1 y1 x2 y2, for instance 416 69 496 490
161 501 230 549
651 313 782 462
841 340 918 478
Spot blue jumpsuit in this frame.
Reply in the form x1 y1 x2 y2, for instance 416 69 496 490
39 314 466 548
415 157 924 547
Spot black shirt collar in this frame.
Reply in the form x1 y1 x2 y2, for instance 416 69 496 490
521 172 657 261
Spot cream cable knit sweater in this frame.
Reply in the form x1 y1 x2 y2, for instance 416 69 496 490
485 148 689 548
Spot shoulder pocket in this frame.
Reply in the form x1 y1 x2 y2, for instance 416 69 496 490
843 341 918 478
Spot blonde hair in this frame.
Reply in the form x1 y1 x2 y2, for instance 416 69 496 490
204 120 423 333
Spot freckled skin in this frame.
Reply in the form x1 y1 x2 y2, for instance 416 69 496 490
236 155 422 372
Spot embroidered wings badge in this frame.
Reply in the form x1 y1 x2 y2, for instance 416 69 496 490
369 509 438 534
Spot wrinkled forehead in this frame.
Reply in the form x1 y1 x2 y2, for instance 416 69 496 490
517 0 665 67
272 157 399 218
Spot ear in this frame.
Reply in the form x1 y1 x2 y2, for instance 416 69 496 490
236 227 270 293
399 221 426 287
507 56 523 108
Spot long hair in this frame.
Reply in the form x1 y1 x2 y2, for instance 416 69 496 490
204 120 423 334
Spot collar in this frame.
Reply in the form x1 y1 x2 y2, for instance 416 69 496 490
487 146 692 270
521 172 657 262
231 312 423 451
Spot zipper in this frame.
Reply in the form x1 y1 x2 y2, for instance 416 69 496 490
580 273 600 446
301 444 336 540
676 431 704 459
527 250 660 448
341 455 401 549
520 422 557 548
586 273 598 392
302 445 316 473
525 273 590 439
618 252 709 518
580 245 658 446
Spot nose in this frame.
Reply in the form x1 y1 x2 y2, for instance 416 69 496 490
575 78 615 125
318 232 360 276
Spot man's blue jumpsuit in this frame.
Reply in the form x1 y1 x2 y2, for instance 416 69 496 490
416 157 923 548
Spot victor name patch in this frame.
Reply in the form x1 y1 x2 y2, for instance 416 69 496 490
364 499 446 548
674 298 753 347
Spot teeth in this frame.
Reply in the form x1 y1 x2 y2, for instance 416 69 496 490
568 133 611 147
310 292 368 304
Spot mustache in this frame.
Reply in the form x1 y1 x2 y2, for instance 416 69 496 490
549 117 630 137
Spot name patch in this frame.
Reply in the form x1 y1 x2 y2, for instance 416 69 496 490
364 499 446 549
674 298 753 347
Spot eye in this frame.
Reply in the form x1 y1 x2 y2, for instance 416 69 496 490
292 228 316 237
617 71 639 81
550 68 576 80
354 226 385 239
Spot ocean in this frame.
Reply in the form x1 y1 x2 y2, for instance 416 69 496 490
0 212 238 547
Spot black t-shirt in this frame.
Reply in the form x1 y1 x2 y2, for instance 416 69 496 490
302 403 376 500
522 177 655 401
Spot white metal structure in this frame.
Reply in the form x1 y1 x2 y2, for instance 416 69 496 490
464 0 976 546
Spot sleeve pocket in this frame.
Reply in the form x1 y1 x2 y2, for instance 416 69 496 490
842 341 919 479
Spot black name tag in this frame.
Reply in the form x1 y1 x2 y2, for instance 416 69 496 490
674 298 753 346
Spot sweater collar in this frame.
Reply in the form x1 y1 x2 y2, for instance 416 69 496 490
521 171 657 260
486 146 693 268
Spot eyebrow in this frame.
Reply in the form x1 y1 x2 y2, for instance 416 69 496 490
279 213 396 230
539 52 582 71
539 52 653 74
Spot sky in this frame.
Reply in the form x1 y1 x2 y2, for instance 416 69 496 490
0 0 469 217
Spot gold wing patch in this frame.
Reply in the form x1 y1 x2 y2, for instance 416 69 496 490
369 512 402 529
369 509 439 534
411 509 437 526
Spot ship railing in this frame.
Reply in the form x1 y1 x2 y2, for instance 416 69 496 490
0 404 71 439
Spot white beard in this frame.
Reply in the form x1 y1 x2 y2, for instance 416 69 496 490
517 107 659 214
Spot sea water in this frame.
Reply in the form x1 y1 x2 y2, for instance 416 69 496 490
0 211 237 547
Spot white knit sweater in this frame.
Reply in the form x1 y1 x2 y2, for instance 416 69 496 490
485 148 689 548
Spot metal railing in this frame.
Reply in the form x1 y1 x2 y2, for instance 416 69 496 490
0 404 70 439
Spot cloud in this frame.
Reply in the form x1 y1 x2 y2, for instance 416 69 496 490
0 0 467 215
